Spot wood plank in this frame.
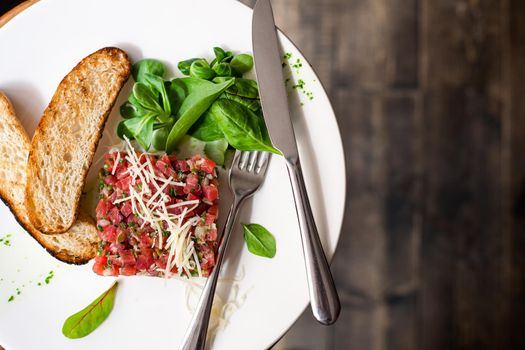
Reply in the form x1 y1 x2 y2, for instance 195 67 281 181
330 89 387 350
420 0 508 349
507 0 525 348
332 0 389 91
330 89 422 350
382 93 421 350
384 0 419 88
329 1 422 348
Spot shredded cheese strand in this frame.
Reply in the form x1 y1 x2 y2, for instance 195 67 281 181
111 137 203 277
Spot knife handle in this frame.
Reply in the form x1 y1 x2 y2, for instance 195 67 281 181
285 158 341 325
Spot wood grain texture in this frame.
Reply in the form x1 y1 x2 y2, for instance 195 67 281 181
507 0 525 348
420 1 507 349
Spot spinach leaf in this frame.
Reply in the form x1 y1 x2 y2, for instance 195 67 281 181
122 113 157 150
117 120 134 139
120 102 144 119
211 99 281 154
152 126 171 151
62 282 118 339
212 76 234 84
221 78 261 111
221 93 261 112
222 51 234 63
230 54 254 75
226 78 259 99
190 59 216 80
167 79 187 115
190 110 224 141
242 224 276 258
143 73 171 116
213 62 232 77
132 59 165 83
204 139 229 166
165 78 235 153
212 47 233 65
178 58 201 76
213 47 227 63
132 83 163 113
180 77 217 95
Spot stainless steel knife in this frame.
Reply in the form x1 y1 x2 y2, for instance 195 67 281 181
252 0 341 325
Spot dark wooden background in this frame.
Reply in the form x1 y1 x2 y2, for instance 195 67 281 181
2 0 525 349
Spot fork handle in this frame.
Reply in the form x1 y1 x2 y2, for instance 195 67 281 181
179 197 243 350
286 159 341 325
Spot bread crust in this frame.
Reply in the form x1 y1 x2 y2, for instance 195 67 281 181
25 47 131 234
0 92 98 264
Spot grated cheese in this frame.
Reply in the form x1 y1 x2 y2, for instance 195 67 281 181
109 137 204 277
111 151 121 175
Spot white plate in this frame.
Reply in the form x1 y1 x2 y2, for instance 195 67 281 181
0 0 345 349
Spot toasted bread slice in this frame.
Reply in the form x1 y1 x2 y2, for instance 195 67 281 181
0 92 98 264
26 47 131 233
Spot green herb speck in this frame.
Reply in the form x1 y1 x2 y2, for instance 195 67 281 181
291 58 303 69
293 79 306 90
7 295 14 302
0 234 12 246
283 52 292 60
44 270 54 284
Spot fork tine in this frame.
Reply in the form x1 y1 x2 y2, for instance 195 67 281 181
238 151 250 169
247 151 259 172
232 150 242 167
255 152 270 174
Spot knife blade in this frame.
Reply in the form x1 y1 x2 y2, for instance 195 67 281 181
253 0 341 325
252 0 298 159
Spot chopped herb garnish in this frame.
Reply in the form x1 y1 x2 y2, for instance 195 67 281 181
293 79 305 90
291 58 303 69
44 270 54 284
7 295 14 302
97 241 106 255
0 234 12 247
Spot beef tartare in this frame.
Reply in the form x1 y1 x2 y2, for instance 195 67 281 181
93 140 219 278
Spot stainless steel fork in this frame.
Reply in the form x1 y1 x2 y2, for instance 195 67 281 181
179 150 271 350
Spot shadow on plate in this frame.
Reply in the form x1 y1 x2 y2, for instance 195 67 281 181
0 81 45 136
